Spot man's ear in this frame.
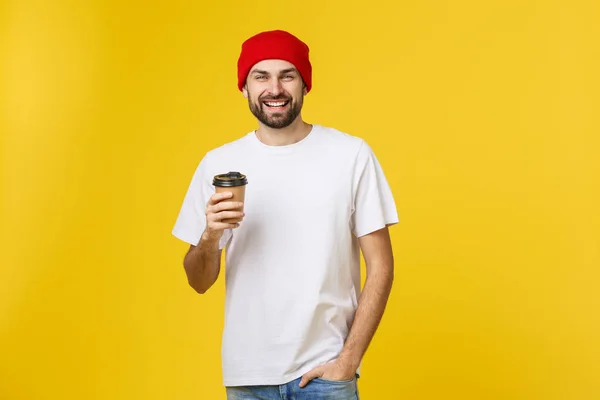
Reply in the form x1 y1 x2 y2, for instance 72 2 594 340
242 85 249 98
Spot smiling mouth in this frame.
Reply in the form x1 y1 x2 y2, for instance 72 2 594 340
263 100 290 109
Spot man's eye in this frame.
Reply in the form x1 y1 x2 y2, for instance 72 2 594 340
283 75 294 79
255 75 266 80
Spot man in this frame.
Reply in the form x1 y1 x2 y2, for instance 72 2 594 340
172 30 399 399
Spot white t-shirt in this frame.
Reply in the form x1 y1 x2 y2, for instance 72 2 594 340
172 124 399 387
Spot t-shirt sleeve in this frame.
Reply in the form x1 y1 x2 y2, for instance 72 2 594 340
351 140 399 238
171 154 233 249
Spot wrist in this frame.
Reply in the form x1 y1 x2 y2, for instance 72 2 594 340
337 352 361 371
199 230 221 247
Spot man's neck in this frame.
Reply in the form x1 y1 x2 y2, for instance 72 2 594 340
255 118 313 146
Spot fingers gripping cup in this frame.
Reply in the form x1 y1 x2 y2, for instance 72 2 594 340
213 172 248 224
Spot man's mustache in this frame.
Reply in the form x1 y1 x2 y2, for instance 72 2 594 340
259 96 291 101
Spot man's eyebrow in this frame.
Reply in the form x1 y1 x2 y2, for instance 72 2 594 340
249 68 299 75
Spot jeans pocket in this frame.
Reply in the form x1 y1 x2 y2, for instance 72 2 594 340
313 376 356 385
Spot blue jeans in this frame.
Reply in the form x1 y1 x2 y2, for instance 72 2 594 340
226 375 360 399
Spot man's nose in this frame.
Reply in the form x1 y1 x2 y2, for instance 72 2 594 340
267 79 283 95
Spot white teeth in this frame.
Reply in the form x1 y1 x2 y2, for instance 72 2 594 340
265 101 287 107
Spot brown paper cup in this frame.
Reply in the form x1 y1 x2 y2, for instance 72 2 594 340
213 172 248 224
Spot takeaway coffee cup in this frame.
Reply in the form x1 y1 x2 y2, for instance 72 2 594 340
213 171 248 224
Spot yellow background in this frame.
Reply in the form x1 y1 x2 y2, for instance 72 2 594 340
1 0 599 399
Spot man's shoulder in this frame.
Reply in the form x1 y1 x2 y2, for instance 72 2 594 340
203 131 254 160
315 124 368 153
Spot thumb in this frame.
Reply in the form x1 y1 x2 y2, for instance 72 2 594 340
298 367 322 388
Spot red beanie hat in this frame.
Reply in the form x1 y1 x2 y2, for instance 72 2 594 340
237 30 312 93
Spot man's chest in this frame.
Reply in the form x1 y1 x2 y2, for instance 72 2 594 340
220 156 354 222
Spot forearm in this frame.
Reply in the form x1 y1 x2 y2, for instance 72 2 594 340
338 266 394 369
183 233 222 294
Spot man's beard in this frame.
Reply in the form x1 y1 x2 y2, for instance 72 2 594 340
248 93 303 129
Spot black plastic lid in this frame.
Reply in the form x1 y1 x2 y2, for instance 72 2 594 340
213 171 248 187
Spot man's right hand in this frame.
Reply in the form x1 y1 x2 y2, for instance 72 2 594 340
201 192 245 243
